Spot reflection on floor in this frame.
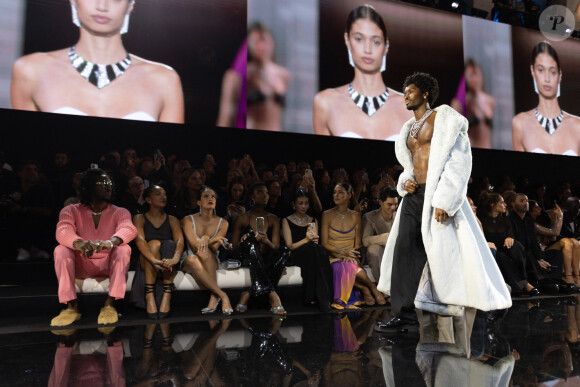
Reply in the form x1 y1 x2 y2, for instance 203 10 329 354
3 296 580 386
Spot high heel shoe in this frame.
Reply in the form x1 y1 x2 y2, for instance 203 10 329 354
222 304 233 316
158 283 174 319
201 298 221 314
145 283 158 319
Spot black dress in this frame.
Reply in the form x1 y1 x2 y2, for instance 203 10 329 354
130 214 177 308
237 226 290 297
480 213 527 292
286 219 333 311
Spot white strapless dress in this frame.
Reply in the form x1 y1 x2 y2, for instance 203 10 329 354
52 107 156 122
531 148 578 157
339 131 398 142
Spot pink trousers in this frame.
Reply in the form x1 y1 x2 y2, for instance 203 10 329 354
54 245 131 304
48 344 125 387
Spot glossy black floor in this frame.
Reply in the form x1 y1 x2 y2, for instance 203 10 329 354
3 292 580 386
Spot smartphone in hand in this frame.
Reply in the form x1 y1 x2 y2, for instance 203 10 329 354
256 216 265 233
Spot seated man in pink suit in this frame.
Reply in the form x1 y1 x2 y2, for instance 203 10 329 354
51 167 137 327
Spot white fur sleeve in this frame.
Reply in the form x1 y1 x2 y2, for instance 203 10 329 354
396 170 413 197
431 131 472 216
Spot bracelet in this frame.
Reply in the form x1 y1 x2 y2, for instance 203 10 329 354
107 240 114 249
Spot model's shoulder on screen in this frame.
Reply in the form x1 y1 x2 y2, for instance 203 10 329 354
386 88 404 97
314 85 347 104
130 55 180 81
12 50 67 74
512 110 534 128
564 111 580 125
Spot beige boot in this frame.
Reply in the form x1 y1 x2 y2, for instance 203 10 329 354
97 305 119 325
50 309 81 327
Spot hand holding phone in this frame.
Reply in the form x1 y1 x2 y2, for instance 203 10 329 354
256 216 265 234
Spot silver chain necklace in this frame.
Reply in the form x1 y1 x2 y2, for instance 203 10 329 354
410 109 434 138
69 46 132 89
535 108 563 135
335 208 348 220
348 83 389 117
291 214 309 225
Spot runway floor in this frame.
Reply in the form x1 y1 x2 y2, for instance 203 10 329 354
2 290 580 386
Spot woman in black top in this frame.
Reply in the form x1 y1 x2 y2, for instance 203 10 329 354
133 185 184 318
479 192 537 296
281 189 332 311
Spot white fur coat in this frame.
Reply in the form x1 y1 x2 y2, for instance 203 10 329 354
377 105 512 315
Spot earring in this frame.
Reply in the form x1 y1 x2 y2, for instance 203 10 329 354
380 55 386 72
533 78 539 94
557 83 561 98
199 207 202 215
71 4 81 27
120 13 130 34
348 49 355 68
249 199 255 208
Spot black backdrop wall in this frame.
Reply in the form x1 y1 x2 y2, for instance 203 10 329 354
2 108 578 189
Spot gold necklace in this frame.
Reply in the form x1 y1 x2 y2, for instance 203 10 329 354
335 208 348 220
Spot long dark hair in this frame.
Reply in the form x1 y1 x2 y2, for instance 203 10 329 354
334 182 356 209
346 5 387 43
478 192 503 216
532 42 561 71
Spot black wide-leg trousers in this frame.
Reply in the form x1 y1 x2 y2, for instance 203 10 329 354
391 184 428 322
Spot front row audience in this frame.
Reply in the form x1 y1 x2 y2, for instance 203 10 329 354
50 166 580 327
132 185 184 319
51 168 137 326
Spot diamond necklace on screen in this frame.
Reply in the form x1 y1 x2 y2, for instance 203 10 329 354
69 46 132 89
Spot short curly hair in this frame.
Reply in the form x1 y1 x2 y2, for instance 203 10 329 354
403 72 439 107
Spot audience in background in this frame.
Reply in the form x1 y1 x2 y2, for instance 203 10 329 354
4 147 580 316
362 186 398 281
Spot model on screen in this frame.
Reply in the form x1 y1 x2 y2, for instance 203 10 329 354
313 5 411 140
246 22 291 131
464 59 495 149
512 42 580 156
10 0 184 123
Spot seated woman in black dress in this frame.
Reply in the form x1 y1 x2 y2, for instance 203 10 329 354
231 182 288 314
478 192 538 296
281 189 332 311
133 185 184 318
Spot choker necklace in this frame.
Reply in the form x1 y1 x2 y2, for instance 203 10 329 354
335 208 348 220
348 83 389 117
69 46 132 89
410 109 434 138
291 214 309 225
535 108 563 135
90 204 106 216
91 208 103 216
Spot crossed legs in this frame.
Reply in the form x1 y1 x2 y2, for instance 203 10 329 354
548 238 580 285
182 250 232 313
